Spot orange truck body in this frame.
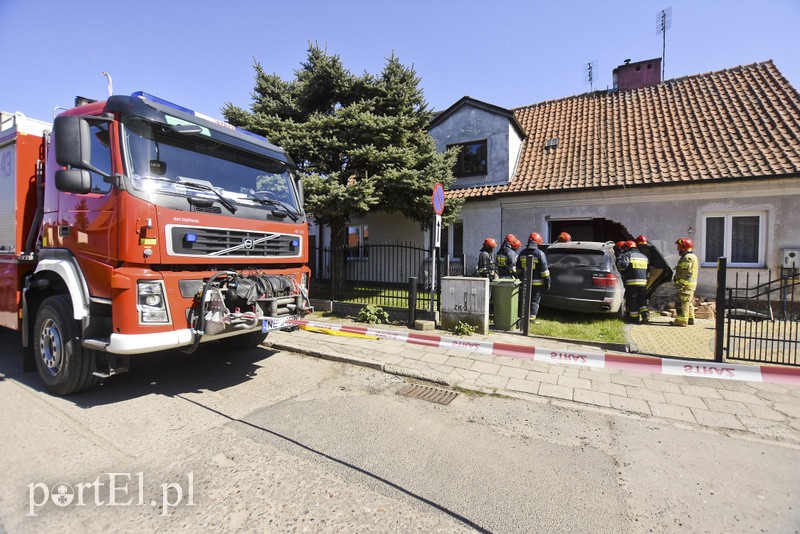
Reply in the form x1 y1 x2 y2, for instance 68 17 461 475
0 92 311 394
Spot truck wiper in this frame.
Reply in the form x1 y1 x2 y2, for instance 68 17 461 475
178 180 237 214
246 191 300 222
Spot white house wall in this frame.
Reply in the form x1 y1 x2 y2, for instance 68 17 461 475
460 177 800 296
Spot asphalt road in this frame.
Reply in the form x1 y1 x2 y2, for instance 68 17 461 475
1 329 798 533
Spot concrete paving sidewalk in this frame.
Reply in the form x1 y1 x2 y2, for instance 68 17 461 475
628 315 717 359
267 316 800 446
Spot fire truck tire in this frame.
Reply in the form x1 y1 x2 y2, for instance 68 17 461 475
33 295 99 395
228 330 269 349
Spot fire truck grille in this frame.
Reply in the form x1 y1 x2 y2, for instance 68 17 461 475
168 226 301 258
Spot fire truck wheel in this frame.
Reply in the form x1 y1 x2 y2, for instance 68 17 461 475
228 330 269 349
33 295 99 395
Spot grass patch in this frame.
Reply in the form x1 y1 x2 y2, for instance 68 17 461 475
527 309 627 344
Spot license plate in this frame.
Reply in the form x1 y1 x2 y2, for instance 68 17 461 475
266 317 287 330
557 274 583 285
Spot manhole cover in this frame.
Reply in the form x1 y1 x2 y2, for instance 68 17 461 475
396 383 458 405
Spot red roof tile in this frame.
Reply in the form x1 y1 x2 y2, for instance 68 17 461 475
447 61 800 200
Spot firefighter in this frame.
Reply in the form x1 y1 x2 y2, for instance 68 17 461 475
634 235 652 312
616 240 650 323
496 234 522 278
474 237 498 280
516 232 551 324
672 237 699 326
556 232 572 243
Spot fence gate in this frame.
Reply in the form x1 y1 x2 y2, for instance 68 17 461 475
718 257 800 365
309 242 466 314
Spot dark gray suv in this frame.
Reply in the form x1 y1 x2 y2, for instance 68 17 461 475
541 241 625 316
540 240 673 317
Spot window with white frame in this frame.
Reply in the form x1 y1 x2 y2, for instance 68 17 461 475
702 213 765 266
346 224 368 260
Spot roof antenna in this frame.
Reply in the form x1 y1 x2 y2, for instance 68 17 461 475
656 7 672 80
101 71 113 97
584 60 597 92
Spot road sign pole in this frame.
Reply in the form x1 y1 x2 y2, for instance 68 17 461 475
430 215 436 315
430 183 445 318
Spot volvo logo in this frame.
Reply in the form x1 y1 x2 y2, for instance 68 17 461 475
242 238 255 250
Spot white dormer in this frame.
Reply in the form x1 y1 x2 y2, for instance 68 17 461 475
428 97 525 188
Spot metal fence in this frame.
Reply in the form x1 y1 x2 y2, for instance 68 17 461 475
309 242 466 311
718 258 800 365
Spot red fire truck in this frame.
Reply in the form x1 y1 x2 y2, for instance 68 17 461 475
0 92 312 395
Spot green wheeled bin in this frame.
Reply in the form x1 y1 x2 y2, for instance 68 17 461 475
491 279 520 331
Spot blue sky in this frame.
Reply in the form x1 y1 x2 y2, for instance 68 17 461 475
1 0 797 124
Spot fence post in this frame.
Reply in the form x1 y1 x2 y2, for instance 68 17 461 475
408 277 418 327
521 258 533 335
714 257 727 362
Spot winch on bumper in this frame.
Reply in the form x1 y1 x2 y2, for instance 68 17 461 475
188 270 313 344
93 270 312 356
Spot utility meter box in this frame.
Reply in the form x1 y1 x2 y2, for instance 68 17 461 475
782 249 800 269
441 277 489 335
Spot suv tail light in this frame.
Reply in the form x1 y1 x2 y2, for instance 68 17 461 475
592 273 618 287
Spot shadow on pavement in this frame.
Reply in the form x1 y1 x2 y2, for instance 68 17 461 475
0 326 277 407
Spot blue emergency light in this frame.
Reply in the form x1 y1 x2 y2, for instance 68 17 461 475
183 232 198 243
131 91 270 143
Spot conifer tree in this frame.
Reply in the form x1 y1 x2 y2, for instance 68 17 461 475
223 44 462 288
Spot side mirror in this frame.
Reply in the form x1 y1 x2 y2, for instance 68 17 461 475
54 115 92 168
55 169 92 194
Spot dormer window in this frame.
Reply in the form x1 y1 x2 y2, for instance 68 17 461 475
448 140 487 177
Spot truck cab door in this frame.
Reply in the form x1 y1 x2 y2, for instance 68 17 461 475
49 119 118 299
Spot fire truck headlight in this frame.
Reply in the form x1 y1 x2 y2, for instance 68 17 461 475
137 280 170 324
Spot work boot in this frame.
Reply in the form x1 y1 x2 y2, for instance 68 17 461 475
669 321 688 327
688 318 695 325
641 311 650 323
530 314 541 325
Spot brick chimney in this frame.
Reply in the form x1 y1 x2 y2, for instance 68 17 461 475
613 58 662 91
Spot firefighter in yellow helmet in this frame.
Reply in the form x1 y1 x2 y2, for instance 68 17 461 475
672 237 698 326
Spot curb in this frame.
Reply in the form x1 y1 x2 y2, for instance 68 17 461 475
286 320 800 386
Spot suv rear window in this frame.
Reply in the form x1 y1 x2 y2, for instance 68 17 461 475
547 249 606 268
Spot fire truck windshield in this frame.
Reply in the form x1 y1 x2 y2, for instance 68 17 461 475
121 115 303 220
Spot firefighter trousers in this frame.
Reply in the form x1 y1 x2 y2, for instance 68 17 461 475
675 288 695 326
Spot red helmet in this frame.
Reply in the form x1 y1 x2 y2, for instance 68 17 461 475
504 234 520 249
616 241 626 249
635 235 648 246
483 237 497 249
528 232 544 245
557 232 572 242
676 237 694 252
625 240 637 249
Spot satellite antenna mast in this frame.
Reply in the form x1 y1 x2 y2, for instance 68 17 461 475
657 7 672 80
584 60 598 92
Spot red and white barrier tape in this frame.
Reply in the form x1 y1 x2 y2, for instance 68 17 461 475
289 320 800 386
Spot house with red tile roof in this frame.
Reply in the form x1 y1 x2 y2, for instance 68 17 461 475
426 59 800 297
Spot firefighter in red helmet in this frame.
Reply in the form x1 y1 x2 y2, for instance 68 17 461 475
556 232 572 243
672 237 698 326
474 237 498 280
616 239 650 322
516 232 551 324
496 234 522 278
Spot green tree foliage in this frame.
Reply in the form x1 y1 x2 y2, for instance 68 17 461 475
222 44 462 249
